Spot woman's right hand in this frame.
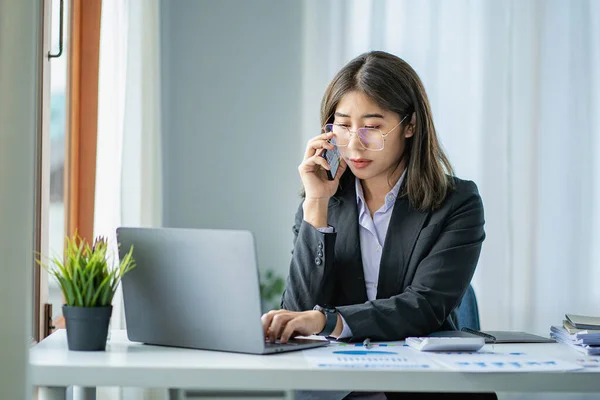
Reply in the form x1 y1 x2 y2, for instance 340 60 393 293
299 131 347 201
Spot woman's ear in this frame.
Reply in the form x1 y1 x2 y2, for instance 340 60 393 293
405 112 416 138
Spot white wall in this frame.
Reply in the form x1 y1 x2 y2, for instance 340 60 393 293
160 0 304 281
0 0 40 398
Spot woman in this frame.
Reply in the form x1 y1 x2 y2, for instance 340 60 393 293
262 51 494 399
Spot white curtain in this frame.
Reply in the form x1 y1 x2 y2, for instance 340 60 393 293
94 0 163 398
302 0 600 338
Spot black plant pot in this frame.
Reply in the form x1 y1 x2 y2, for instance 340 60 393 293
62 305 113 351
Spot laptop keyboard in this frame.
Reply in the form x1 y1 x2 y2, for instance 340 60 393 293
264 340 299 347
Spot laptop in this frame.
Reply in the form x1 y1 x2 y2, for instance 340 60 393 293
116 226 328 354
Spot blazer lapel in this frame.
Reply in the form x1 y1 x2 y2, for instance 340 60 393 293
377 194 429 299
329 182 368 305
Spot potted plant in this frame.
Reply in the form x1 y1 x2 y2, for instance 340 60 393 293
37 233 135 351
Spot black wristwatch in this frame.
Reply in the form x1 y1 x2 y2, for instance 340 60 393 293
313 304 338 337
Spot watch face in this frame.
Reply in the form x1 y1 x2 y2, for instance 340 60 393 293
315 305 336 314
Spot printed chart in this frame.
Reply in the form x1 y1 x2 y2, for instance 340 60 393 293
304 341 588 372
430 351 583 372
303 341 441 370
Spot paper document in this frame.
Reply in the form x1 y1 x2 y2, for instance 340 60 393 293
549 326 600 355
550 326 600 343
303 341 441 370
574 358 600 369
433 354 583 372
326 341 406 348
563 342 600 356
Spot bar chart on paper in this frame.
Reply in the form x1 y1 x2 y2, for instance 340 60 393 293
303 341 442 370
430 351 584 372
436 358 583 372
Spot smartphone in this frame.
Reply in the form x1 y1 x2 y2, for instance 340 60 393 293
321 139 341 181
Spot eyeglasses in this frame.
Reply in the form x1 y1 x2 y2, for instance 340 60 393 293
323 114 410 151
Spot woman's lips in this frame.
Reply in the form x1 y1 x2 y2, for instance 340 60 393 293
349 158 372 169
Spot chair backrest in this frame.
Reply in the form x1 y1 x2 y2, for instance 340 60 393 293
455 284 480 331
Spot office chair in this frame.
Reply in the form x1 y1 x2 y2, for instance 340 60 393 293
455 284 481 331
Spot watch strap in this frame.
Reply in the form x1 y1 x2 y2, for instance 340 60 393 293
314 305 337 337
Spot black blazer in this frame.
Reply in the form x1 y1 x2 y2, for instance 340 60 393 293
281 171 486 342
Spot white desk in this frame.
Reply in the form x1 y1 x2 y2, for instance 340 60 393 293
30 330 600 400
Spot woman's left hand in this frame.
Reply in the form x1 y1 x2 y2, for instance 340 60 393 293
261 309 325 343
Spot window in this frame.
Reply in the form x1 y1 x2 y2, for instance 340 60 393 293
47 0 69 329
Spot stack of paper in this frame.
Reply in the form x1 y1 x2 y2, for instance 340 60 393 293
550 324 600 356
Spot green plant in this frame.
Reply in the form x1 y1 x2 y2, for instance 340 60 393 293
259 269 284 305
37 233 136 308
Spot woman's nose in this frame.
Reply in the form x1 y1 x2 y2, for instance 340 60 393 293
347 131 363 151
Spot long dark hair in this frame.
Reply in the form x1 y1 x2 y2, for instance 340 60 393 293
321 51 455 211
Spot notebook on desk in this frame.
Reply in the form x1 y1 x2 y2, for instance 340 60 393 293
429 327 556 344
565 314 600 330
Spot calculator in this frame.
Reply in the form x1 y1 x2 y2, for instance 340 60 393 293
405 336 485 352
